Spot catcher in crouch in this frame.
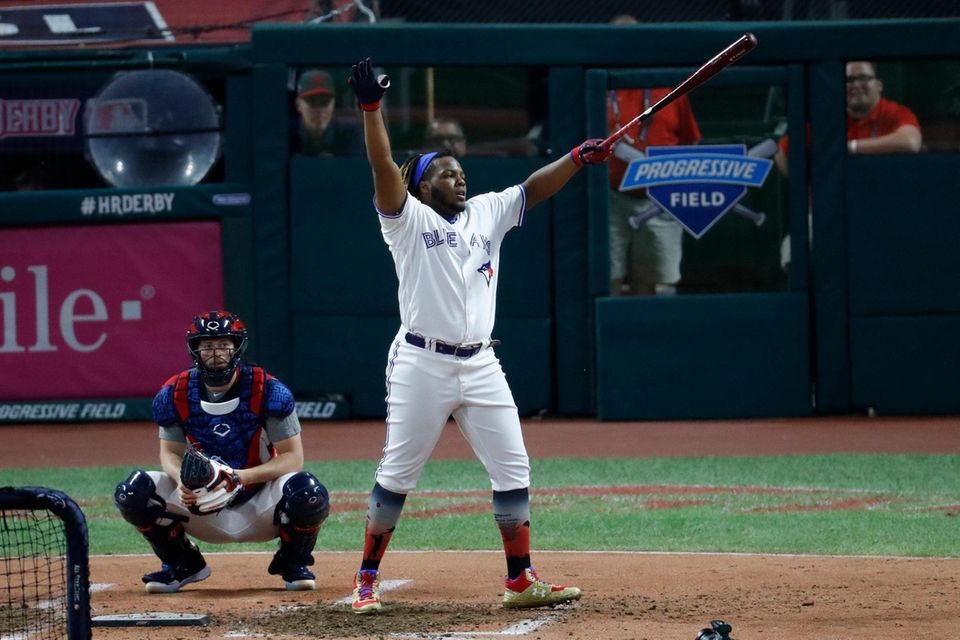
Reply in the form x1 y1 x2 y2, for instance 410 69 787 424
114 310 329 593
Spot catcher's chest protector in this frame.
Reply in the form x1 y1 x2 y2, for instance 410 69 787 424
171 366 273 470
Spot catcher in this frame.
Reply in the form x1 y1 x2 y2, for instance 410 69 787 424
113 310 329 593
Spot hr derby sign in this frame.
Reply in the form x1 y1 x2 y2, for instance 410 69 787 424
619 144 773 238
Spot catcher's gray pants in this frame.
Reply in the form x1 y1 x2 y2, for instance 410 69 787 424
147 470 295 544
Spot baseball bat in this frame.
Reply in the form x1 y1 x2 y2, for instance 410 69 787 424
601 32 758 149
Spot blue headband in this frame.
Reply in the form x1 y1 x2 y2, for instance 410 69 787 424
412 152 439 186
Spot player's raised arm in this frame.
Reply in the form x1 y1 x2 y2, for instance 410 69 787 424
349 58 406 214
522 138 611 210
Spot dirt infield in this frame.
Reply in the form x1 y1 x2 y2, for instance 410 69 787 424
90 550 960 640
7 415 960 639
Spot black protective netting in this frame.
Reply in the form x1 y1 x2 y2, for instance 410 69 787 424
0 509 68 640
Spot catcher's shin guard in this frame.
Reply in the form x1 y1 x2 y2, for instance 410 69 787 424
139 521 196 564
115 470 208 592
137 521 209 593
115 471 188 557
279 472 330 528
269 472 330 589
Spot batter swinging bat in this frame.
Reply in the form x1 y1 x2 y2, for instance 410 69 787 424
601 33 758 150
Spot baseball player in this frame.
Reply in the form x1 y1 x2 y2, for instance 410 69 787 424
345 57 611 614
113 310 329 593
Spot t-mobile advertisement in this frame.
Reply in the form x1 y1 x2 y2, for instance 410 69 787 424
0 221 223 402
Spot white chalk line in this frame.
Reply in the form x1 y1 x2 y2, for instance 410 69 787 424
219 577 562 639
390 614 560 639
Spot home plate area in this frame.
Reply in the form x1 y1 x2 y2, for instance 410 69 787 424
234 575 573 639
91 552 582 640
89 550 960 640
236 595 570 639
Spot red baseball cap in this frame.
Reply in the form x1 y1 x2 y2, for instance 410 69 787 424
297 70 335 98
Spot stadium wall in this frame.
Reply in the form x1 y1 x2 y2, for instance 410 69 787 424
0 19 957 420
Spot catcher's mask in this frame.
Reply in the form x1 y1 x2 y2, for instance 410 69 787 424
186 310 248 387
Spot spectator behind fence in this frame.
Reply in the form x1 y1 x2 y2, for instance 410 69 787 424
775 60 922 270
606 15 701 296
431 114 545 159
424 117 467 157
293 69 364 156
774 60 922 177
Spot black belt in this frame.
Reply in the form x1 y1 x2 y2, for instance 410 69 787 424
405 333 484 359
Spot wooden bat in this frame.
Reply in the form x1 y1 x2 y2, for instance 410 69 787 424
601 33 758 149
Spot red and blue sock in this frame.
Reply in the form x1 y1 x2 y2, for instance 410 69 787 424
360 482 406 571
493 487 532 580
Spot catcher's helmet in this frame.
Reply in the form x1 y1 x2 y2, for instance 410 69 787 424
186 310 248 386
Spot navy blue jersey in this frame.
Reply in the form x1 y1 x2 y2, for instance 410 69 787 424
152 364 296 497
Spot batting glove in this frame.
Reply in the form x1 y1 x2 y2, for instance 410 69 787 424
570 138 612 166
349 57 391 112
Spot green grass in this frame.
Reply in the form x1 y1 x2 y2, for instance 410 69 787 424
2 454 958 557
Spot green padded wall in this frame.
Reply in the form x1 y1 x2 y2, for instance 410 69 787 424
849 316 960 415
596 293 811 420
807 61 850 413
844 155 960 414
846 155 960 315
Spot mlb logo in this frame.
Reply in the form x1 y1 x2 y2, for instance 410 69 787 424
89 98 148 134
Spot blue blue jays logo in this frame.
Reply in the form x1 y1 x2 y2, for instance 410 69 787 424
477 260 494 286
619 144 773 238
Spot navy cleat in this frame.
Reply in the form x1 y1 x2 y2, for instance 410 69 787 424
268 554 317 591
142 551 210 594
281 566 317 591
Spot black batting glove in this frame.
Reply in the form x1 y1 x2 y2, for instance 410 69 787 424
570 138 613 166
349 57 390 111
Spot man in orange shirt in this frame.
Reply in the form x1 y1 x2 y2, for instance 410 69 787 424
774 60 921 271
607 88 701 295
774 60 922 176
607 13 702 296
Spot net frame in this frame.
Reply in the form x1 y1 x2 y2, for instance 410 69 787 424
0 486 91 640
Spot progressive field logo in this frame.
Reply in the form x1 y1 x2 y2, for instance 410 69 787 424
619 144 773 238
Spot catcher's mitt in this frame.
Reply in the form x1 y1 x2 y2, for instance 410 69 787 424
180 446 243 514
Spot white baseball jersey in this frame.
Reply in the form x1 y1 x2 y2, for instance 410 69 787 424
378 185 527 344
